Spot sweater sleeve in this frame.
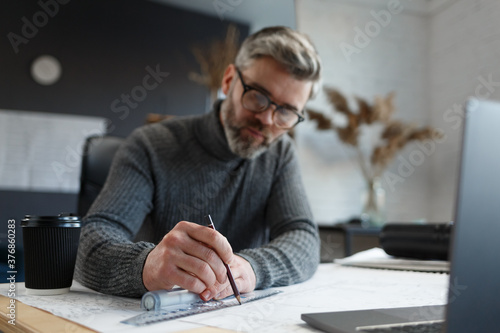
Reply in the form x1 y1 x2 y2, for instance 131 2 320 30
237 140 320 289
74 129 156 297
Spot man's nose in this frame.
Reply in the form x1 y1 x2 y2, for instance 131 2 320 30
254 106 274 126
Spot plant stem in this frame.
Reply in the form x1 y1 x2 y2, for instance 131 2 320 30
356 146 372 181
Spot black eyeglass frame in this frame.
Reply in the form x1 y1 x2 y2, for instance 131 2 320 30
236 69 305 129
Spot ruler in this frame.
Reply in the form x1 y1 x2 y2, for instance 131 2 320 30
121 289 282 326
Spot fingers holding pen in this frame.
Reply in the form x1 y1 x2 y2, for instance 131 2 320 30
180 237 228 285
176 221 234 280
142 221 233 295
185 221 234 265
142 232 208 293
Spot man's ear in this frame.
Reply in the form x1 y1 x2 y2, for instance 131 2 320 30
221 64 236 95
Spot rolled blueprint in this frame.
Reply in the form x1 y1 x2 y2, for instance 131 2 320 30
141 289 201 311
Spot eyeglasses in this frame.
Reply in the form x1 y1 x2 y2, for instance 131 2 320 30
236 69 305 129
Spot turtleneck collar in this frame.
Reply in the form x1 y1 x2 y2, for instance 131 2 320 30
195 99 243 162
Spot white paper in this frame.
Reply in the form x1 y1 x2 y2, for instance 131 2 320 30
190 264 448 332
0 109 106 193
0 262 449 332
335 247 450 273
0 281 201 333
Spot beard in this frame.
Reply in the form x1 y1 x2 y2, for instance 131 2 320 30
220 94 275 159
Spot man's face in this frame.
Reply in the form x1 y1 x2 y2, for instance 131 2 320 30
220 57 312 159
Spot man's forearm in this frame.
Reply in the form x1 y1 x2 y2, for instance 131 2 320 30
75 220 155 298
237 226 320 289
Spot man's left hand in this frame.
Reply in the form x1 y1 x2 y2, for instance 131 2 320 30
201 255 256 301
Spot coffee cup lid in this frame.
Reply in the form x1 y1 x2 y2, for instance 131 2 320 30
21 213 81 228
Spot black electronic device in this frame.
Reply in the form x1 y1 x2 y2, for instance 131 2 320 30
379 222 452 260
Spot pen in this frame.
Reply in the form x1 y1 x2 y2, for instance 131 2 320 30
204 214 242 305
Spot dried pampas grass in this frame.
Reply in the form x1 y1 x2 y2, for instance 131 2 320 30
189 24 240 100
307 88 442 180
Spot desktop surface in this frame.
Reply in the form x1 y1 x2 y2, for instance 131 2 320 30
0 261 448 333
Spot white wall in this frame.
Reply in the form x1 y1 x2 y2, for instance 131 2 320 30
295 0 431 224
296 0 500 225
428 0 500 221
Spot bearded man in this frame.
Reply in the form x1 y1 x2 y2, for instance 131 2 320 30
75 26 322 299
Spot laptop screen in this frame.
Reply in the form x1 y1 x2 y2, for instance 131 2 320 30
445 98 500 332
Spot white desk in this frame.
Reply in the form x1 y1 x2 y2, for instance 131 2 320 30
0 263 448 333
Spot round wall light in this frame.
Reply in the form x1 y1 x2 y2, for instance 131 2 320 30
31 55 62 86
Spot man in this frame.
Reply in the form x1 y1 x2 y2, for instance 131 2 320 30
75 26 322 300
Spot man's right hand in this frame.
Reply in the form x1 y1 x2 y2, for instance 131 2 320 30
142 221 233 300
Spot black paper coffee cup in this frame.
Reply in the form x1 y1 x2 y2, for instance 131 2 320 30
21 213 81 295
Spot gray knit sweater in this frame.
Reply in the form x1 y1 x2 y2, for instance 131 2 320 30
75 101 320 297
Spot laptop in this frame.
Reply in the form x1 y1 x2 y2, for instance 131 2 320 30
302 98 500 333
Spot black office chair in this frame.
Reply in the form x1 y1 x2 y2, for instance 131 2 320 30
78 135 155 242
77 135 125 217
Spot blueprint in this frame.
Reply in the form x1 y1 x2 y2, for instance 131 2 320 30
0 253 449 333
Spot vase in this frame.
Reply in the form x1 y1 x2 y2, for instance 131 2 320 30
361 177 386 227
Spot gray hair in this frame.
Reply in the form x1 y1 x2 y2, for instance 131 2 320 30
235 26 322 98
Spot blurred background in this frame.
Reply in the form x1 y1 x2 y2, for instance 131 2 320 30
1 0 499 278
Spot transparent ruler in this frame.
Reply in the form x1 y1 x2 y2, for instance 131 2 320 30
122 289 282 326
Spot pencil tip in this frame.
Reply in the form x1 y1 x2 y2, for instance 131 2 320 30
236 295 242 305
